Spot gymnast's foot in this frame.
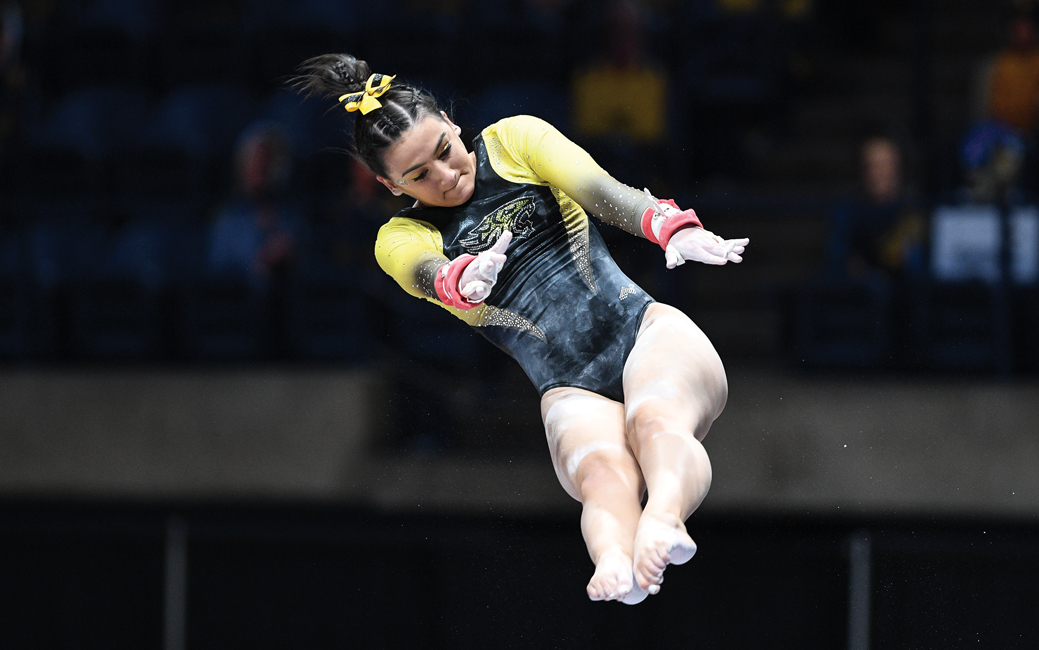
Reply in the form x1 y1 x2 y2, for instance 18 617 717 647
587 548 646 605
632 512 697 594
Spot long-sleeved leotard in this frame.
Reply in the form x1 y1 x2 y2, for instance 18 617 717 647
375 115 666 401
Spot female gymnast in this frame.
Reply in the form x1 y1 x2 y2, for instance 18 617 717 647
292 54 748 604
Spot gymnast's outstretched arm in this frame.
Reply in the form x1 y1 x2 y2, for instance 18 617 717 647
488 115 747 267
488 115 658 236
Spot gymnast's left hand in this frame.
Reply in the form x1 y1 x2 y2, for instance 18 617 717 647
664 227 749 268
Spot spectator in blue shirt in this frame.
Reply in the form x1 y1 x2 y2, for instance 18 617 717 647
208 121 306 287
825 133 926 282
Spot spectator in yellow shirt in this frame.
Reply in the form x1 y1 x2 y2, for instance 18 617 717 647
987 15 1039 135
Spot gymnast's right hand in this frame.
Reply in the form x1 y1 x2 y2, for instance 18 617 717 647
459 231 512 303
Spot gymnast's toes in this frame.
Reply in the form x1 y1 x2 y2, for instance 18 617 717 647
633 515 697 592
633 552 668 591
588 549 635 602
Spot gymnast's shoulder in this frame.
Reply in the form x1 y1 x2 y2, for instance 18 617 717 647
480 114 563 184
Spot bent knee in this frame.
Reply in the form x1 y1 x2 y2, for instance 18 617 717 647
627 406 670 440
626 384 725 443
571 449 643 500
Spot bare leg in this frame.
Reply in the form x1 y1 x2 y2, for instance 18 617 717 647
541 387 647 604
623 303 728 593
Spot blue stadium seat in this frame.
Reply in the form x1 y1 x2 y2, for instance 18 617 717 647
16 87 149 203
32 86 150 161
141 84 257 161
16 87 149 206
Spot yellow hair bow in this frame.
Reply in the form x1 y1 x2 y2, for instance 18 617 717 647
339 73 396 115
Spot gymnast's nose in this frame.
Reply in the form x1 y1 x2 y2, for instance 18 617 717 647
443 164 459 188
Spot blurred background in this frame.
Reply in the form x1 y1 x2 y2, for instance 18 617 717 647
2 0 1039 647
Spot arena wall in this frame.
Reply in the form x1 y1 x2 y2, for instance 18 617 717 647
1 368 1037 519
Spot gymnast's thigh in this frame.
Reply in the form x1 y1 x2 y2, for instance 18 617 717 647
622 302 728 442
540 385 641 502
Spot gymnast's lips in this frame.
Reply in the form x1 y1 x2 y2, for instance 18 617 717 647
448 173 473 202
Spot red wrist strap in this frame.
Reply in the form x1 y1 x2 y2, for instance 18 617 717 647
658 212 701 249
640 200 703 250
434 254 479 310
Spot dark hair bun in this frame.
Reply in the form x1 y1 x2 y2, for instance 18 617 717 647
287 52 444 178
290 53 372 101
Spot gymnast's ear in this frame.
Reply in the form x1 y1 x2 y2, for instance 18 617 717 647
376 175 404 196
441 111 461 136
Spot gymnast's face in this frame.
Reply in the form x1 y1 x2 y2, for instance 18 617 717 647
377 112 477 208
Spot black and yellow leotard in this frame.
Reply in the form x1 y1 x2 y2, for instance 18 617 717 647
376 115 661 402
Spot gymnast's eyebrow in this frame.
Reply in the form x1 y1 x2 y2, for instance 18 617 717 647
401 132 447 177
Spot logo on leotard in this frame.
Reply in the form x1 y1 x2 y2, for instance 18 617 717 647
458 197 536 252
619 284 637 300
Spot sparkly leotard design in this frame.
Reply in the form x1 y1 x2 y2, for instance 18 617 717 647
376 116 658 401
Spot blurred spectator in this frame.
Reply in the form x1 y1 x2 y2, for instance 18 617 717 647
960 119 1027 203
571 0 667 187
317 159 399 273
207 121 307 288
985 15 1039 136
570 1 671 188
790 132 922 371
571 1 667 145
0 1 23 157
960 14 1039 201
825 134 926 281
